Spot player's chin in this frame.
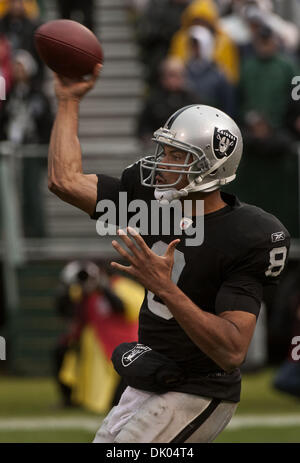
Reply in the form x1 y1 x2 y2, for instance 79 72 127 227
156 176 188 190
173 179 189 191
155 177 166 186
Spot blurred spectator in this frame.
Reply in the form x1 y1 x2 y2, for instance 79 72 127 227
235 16 299 223
270 265 300 399
286 99 300 142
238 25 298 129
218 1 300 61
0 0 44 86
219 1 254 58
125 0 151 21
0 33 13 95
242 111 294 158
0 0 40 19
55 261 142 413
56 0 95 32
185 25 236 116
136 57 196 146
36 0 44 19
168 0 240 84
0 0 39 51
137 0 191 83
125 0 150 15
273 361 300 399
227 66 299 237
225 24 299 237
225 116 299 242
0 265 5 328
0 49 53 237
241 0 299 54
269 265 300 360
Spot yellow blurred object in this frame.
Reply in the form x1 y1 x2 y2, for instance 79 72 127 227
69 284 83 303
0 0 40 19
58 275 143 414
169 0 239 84
59 326 119 414
112 276 144 323
59 349 78 387
181 0 219 28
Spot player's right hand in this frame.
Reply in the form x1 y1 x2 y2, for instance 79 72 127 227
53 63 102 102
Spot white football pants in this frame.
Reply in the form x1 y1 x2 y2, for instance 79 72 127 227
93 386 238 443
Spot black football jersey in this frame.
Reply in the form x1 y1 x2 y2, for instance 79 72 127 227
92 162 290 402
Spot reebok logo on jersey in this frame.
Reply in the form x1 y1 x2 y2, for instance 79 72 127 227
122 344 152 367
271 231 285 243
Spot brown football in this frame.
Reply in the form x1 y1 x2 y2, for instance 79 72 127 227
34 19 103 78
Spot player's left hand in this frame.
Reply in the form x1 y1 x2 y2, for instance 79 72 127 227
111 227 180 295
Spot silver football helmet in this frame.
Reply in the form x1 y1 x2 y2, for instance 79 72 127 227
140 105 243 203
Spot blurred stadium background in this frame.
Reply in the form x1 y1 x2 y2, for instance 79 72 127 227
0 0 300 443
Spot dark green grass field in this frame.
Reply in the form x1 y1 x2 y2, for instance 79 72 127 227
0 368 299 443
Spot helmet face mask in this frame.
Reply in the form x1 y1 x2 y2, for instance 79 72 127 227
139 105 243 202
140 133 211 190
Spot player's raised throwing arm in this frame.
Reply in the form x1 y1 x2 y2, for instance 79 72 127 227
48 64 102 216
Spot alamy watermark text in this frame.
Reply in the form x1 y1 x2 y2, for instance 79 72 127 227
292 76 300 101
291 336 300 361
95 194 205 246
0 336 6 360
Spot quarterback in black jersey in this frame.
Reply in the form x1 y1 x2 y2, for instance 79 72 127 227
48 66 290 443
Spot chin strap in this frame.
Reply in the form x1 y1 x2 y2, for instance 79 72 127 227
154 173 236 204
153 157 229 204
154 176 208 203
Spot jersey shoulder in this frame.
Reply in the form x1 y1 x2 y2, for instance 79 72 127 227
121 160 142 188
122 159 140 174
220 198 290 284
122 160 153 202
235 200 290 249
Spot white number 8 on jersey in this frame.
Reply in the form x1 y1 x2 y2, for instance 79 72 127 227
147 241 186 320
265 246 288 277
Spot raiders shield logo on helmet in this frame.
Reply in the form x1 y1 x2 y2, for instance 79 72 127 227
213 127 238 159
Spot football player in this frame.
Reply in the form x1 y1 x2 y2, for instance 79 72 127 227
48 65 290 443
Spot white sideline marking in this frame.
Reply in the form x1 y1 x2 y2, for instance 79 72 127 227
0 417 102 432
227 415 300 430
0 415 300 432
